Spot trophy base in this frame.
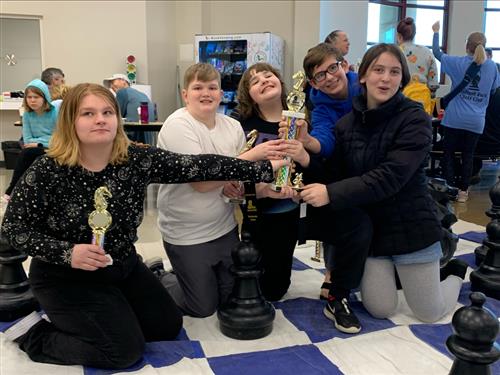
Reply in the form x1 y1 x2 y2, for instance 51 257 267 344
270 184 302 193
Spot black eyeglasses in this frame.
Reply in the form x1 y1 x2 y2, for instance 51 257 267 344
312 61 343 83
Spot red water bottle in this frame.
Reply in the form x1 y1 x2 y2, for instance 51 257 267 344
140 102 149 124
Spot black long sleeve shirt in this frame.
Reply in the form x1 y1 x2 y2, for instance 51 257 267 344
1 145 273 266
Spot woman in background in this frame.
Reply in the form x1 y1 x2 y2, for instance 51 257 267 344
397 17 438 115
432 21 500 202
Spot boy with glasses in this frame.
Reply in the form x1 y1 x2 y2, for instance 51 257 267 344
299 43 361 158
291 43 362 303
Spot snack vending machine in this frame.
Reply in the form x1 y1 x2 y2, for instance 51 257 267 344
195 32 284 115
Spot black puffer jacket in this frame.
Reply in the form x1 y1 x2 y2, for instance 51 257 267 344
310 92 441 257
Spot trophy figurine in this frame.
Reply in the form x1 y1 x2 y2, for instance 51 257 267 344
273 71 306 191
292 173 304 191
88 186 113 264
222 129 259 204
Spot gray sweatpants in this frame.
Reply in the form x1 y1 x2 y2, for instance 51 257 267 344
162 227 239 318
360 257 463 323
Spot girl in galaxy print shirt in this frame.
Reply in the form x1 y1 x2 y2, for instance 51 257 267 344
1 83 285 369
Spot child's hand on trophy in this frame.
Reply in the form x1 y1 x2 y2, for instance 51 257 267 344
284 139 310 167
223 181 244 200
256 183 298 200
300 183 330 207
278 117 310 143
241 139 286 161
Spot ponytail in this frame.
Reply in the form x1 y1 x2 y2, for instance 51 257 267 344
466 32 487 64
473 44 487 65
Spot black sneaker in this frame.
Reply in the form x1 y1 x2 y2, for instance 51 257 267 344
323 297 361 334
440 258 468 281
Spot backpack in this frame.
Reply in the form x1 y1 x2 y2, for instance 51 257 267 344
402 77 434 115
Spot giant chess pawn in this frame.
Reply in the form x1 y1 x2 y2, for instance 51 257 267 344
0 233 39 321
218 230 275 340
475 177 500 266
470 179 500 299
447 292 500 375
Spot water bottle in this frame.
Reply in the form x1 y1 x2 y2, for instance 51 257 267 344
140 102 149 124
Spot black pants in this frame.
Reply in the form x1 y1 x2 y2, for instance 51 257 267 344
442 127 480 191
5 146 45 195
19 254 183 369
254 207 300 301
304 206 372 298
471 140 500 177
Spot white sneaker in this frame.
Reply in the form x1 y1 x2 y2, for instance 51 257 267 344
457 190 469 203
3 311 42 341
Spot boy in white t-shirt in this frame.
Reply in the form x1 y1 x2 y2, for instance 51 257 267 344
157 63 285 317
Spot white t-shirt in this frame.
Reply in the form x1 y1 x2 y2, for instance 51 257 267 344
156 108 246 245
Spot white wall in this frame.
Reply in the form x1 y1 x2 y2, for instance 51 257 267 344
145 1 177 121
320 0 369 68
1 1 150 86
447 0 485 57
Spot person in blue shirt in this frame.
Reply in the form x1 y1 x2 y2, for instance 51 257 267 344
103 74 155 144
432 21 500 202
299 43 361 158
3 79 58 200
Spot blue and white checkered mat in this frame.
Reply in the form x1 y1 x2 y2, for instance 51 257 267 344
1 219 499 375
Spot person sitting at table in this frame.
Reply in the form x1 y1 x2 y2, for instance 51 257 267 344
103 73 155 143
41 67 65 99
1 82 286 369
2 79 58 203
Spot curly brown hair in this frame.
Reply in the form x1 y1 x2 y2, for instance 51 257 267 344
235 63 287 120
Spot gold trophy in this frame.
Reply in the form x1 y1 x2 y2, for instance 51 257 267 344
88 186 113 264
272 71 306 191
222 129 259 204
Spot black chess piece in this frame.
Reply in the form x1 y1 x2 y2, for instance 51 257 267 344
470 178 500 299
0 233 39 321
447 292 500 375
474 177 500 266
217 230 275 340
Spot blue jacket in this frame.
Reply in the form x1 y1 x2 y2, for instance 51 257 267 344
22 79 58 148
309 71 361 157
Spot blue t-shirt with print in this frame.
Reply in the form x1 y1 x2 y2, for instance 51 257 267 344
440 55 500 134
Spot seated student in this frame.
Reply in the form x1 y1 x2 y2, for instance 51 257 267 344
156 63 287 317
2 83 285 369
229 62 299 301
286 44 468 332
103 73 155 143
41 67 65 99
3 79 58 202
291 43 361 299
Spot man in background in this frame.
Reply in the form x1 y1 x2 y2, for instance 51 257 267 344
103 73 155 143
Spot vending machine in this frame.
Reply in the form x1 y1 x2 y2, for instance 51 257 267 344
195 32 284 114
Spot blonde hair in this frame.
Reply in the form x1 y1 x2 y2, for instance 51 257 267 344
466 32 487 64
47 83 130 167
183 63 221 89
235 63 287 120
50 84 71 101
